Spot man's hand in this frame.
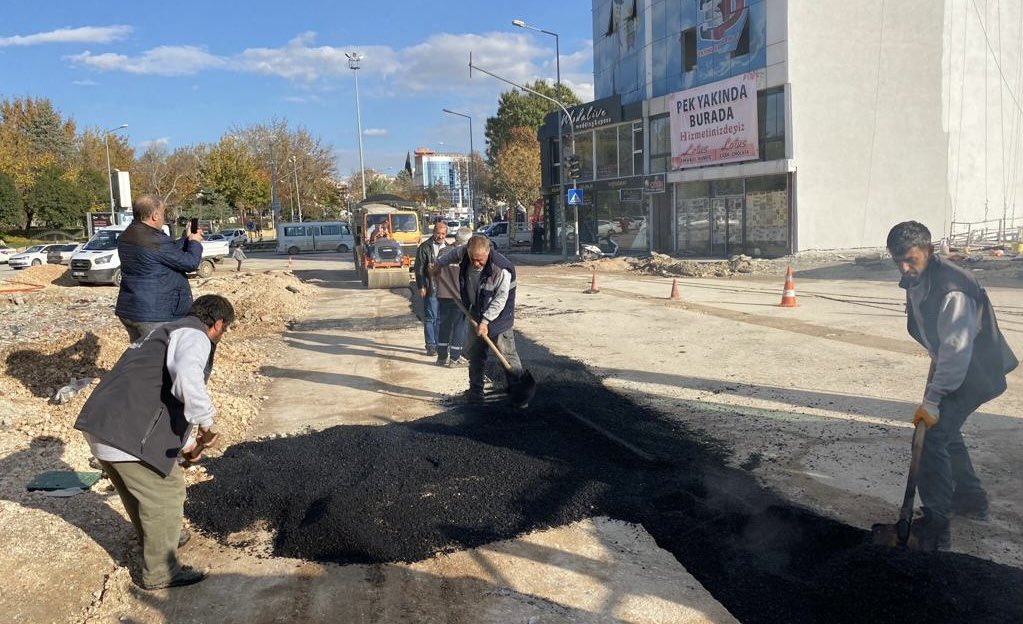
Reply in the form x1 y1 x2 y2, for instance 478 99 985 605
419 287 427 298
476 320 489 338
198 424 220 448
187 229 204 243
427 263 440 277
913 402 940 428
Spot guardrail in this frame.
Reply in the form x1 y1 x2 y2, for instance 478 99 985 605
949 217 1023 248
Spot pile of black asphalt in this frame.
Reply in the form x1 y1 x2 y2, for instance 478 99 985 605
187 339 1023 624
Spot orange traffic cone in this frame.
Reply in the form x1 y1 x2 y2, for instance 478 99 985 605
778 266 798 307
585 270 600 294
288 255 293 269
669 278 681 300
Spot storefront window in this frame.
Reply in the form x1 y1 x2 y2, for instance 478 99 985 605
649 115 671 173
633 122 644 176
550 139 561 185
758 88 786 161
575 131 594 181
617 125 632 177
745 175 789 256
675 181 710 255
595 126 619 179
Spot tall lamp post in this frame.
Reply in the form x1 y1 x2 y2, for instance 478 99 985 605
346 52 368 201
104 124 129 221
442 109 475 225
289 155 303 222
513 19 565 256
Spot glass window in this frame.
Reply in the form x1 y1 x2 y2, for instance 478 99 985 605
320 224 340 235
340 224 350 235
633 122 644 175
618 124 633 177
650 115 671 155
595 126 619 179
550 139 561 185
744 175 789 256
681 28 697 72
574 131 594 181
758 88 786 161
392 214 418 232
284 226 305 237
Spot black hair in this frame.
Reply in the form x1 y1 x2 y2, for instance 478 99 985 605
189 294 235 328
886 221 931 257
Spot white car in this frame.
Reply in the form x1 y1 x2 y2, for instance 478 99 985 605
0 244 16 264
9 244 65 269
484 222 531 250
218 228 248 246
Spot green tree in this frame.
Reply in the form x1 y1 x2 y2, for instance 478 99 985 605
484 81 580 162
198 137 268 220
0 172 22 228
492 126 541 240
26 167 89 228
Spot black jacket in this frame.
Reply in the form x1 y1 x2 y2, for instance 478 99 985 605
115 221 203 322
902 255 1018 408
414 237 447 293
74 316 215 476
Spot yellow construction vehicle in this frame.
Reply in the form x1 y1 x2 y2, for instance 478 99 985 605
352 201 421 289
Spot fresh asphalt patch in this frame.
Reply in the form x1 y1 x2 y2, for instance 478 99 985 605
186 339 1023 624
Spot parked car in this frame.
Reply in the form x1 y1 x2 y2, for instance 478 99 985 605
9 244 65 269
219 228 248 246
47 243 83 265
0 244 16 264
483 221 531 250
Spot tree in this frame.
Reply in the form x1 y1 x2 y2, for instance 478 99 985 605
0 172 22 228
134 144 201 220
0 97 78 228
26 167 89 228
484 81 581 162
492 126 541 240
198 137 268 221
77 128 134 178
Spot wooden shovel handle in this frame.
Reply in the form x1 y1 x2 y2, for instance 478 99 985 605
450 294 511 372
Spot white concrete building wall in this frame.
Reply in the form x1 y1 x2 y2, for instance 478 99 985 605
787 1 948 250
942 0 1023 233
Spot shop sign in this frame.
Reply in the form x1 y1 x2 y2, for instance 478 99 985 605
90 213 112 229
562 95 622 132
620 189 643 202
669 72 759 169
643 174 666 194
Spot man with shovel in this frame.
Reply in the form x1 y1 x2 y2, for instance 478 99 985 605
432 234 530 407
883 221 1017 550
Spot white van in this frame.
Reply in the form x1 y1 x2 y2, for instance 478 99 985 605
277 221 355 255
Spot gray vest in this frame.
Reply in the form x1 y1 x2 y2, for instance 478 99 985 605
75 316 215 476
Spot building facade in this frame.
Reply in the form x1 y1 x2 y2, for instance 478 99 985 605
538 0 1022 256
413 148 471 212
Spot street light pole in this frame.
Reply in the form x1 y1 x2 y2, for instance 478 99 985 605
104 124 128 221
442 108 475 227
513 19 566 256
346 52 368 201
289 156 303 222
469 55 579 257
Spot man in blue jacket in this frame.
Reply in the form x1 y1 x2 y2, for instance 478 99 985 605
76 294 234 589
887 221 1018 550
115 195 204 342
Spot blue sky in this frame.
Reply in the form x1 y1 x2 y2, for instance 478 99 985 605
0 0 594 176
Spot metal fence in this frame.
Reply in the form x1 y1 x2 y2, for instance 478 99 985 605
948 217 1023 248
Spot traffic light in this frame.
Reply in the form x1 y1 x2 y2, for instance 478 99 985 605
567 154 581 180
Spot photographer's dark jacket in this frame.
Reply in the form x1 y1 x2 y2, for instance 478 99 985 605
115 221 202 322
75 316 217 477
901 255 1018 408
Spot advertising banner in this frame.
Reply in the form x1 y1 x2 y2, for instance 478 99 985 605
669 72 759 169
698 0 748 59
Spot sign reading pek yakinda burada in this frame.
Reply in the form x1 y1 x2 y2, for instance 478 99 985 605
669 72 759 169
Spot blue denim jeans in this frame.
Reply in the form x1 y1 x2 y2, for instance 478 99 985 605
437 298 467 361
423 292 439 349
918 392 987 521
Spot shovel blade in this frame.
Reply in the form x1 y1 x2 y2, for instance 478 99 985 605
507 369 537 407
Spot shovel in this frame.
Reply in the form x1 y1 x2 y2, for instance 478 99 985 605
436 263 537 407
871 421 927 547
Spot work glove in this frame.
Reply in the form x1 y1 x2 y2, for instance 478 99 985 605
913 401 940 428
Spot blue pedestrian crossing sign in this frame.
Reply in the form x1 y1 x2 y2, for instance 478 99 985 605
566 189 583 205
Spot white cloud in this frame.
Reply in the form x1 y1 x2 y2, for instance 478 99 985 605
363 128 387 137
139 137 170 150
68 45 226 76
71 79 98 86
0 25 132 47
59 30 595 101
